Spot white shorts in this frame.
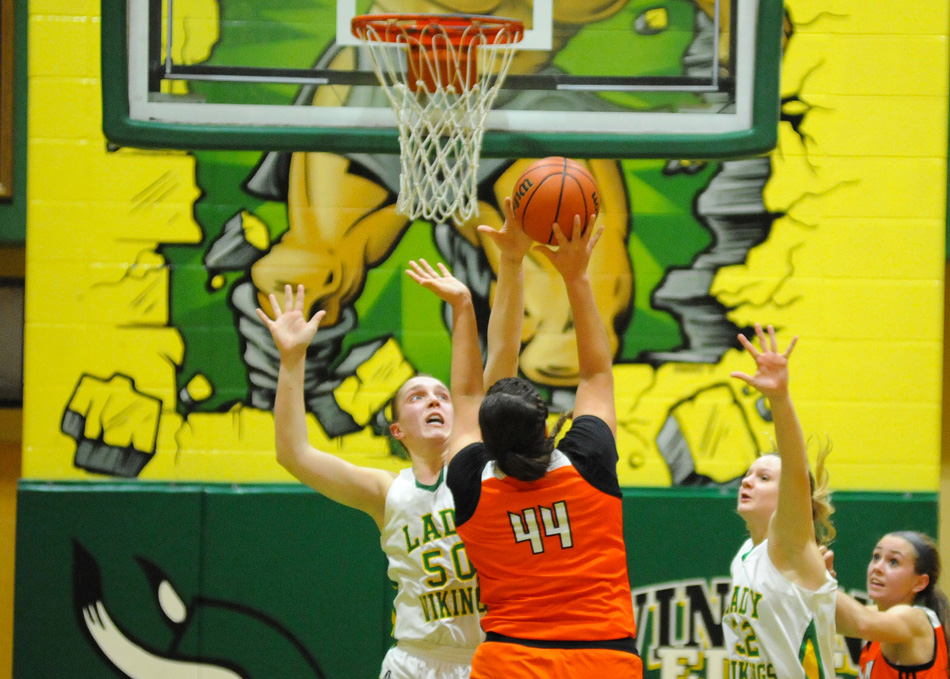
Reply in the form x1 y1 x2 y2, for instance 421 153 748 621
380 639 475 679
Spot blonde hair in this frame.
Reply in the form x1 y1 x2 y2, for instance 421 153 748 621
810 439 835 547
761 437 835 546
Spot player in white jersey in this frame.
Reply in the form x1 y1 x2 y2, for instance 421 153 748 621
379 466 484 669
256 200 532 679
723 324 837 679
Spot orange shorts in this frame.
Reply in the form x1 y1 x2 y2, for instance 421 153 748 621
470 640 643 679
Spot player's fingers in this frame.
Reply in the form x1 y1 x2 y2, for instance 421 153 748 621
583 214 597 240
408 259 434 277
766 324 778 353
436 262 452 277
586 224 605 252
268 293 282 317
406 261 428 281
784 335 799 358
753 323 767 351
737 333 758 356
730 371 753 384
294 284 305 312
254 307 273 327
417 258 439 277
308 309 327 329
405 268 424 284
283 284 294 312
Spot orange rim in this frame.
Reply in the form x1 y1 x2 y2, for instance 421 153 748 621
351 13 524 47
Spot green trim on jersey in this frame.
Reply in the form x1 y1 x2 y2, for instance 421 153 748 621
414 467 445 492
798 619 827 679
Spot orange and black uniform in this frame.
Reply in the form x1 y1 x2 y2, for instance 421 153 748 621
447 415 642 679
859 607 949 679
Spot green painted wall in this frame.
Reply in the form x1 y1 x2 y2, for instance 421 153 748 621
13 483 938 679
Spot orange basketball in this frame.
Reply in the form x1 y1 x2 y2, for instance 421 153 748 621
510 157 600 244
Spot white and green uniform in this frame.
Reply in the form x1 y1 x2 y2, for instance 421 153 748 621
379 467 484 679
723 538 837 679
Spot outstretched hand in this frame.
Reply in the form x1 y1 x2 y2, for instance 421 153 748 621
406 259 472 307
730 323 797 399
476 196 533 262
255 284 326 359
535 214 603 282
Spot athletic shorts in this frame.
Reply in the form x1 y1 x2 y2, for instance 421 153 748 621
379 639 475 679
470 640 644 679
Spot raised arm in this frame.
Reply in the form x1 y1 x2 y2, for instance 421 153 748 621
536 216 616 435
405 261 484 463
731 324 825 586
256 284 394 527
479 196 532 389
836 591 931 644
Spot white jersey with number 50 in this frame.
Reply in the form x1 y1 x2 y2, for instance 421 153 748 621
381 467 484 655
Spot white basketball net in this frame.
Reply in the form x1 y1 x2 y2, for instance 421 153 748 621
353 16 523 226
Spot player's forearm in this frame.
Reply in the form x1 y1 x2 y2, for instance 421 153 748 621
834 591 915 643
484 255 524 387
564 274 612 379
273 354 312 469
450 296 485 398
835 591 865 639
768 388 819 553
769 391 809 489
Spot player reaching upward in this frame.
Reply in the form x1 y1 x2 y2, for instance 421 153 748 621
426 215 642 679
724 323 837 679
255 199 533 679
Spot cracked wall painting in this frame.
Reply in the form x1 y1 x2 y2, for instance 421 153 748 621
24 0 946 495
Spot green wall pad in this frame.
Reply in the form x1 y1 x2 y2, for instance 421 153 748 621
13 482 937 679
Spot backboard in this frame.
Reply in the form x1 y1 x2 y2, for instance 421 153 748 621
101 0 785 158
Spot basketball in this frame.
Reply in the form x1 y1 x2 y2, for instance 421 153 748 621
510 157 600 244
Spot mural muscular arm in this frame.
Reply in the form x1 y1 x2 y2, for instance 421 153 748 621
252 152 409 327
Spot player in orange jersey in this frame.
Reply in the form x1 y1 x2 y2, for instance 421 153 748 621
834 531 950 679
414 215 642 679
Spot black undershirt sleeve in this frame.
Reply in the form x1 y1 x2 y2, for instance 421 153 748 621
447 443 488 526
555 415 622 498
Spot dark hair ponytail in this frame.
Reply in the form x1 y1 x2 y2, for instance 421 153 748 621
892 530 950 665
479 378 564 482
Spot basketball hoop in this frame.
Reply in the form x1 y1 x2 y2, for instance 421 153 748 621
352 14 524 226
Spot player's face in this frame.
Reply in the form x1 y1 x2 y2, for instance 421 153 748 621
736 455 781 522
866 535 928 611
390 376 454 450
